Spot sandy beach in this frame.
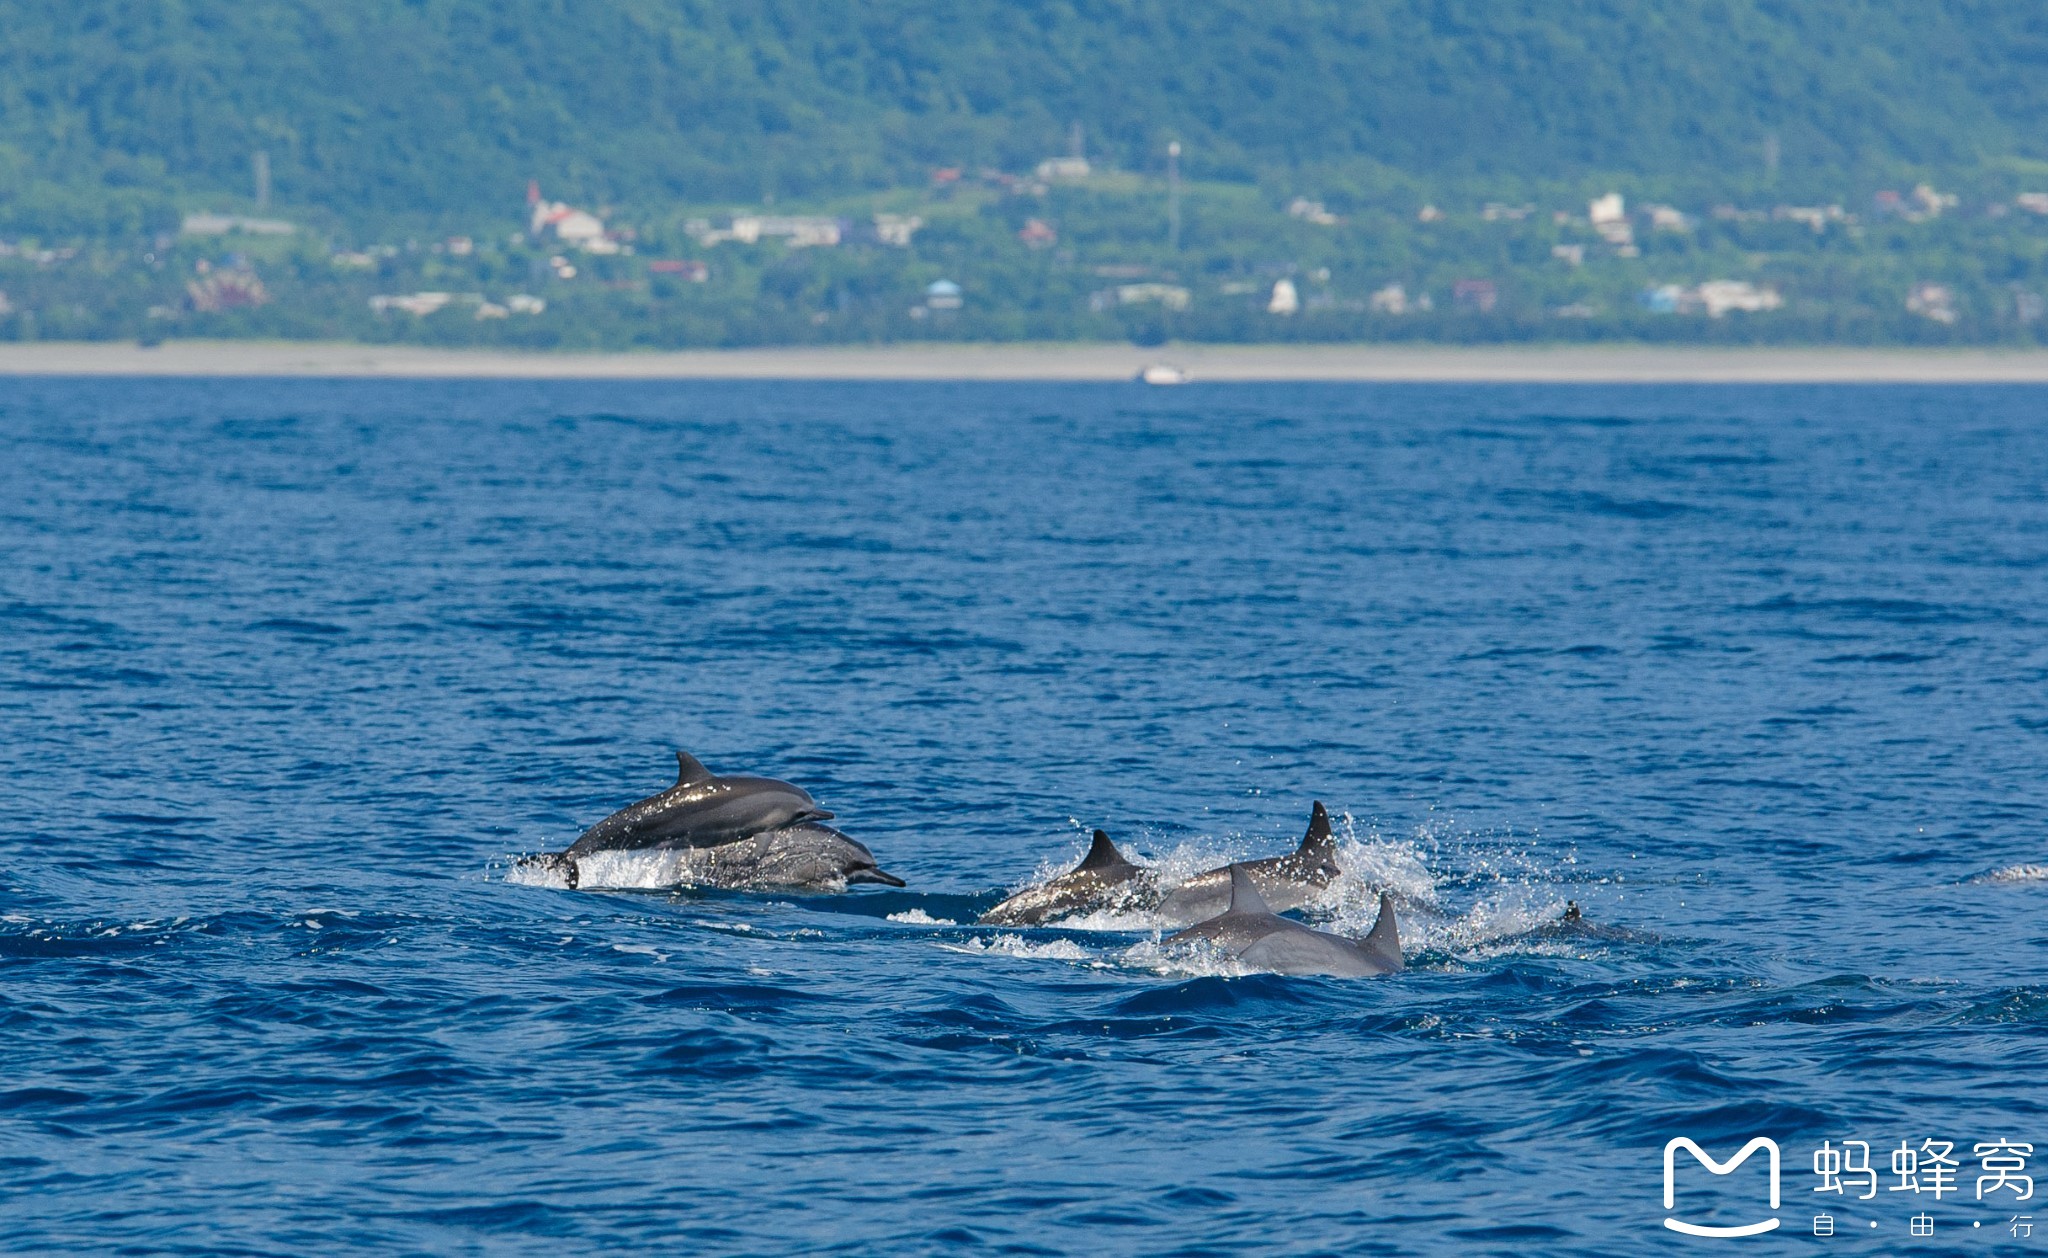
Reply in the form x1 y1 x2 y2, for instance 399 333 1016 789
4 339 2048 382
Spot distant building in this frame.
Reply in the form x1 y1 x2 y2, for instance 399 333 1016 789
1035 156 1091 181
874 214 924 246
181 213 294 237
1288 198 1340 226
1906 282 1958 324
1588 193 1625 226
1369 283 1408 314
1641 280 1783 317
926 279 963 310
2016 193 2048 215
187 268 269 311
1417 204 1443 223
1018 218 1058 248
1452 279 1498 313
649 260 710 281
1482 203 1535 221
1644 204 1691 232
506 294 546 314
1774 205 1848 232
530 198 623 253
696 215 844 248
1113 283 1191 311
369 291 456 316
1551 244 1585 267
1267 278 1300 315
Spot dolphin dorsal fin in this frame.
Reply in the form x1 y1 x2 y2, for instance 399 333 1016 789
1297 800 1336 863
1227 863 1274 916
1077 829 1126 872
1363 891 1402 969
673 751 715 788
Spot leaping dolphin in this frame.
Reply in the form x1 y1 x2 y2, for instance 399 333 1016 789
1154 801 1344 926
1165 864 1402 978
544 821 904 891
977 829 1158 925
568 751 832 856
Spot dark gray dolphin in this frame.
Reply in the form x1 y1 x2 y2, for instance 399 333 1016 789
1155 800 1344 926
522 823 902 892
688 822 905 890
567 751 832 856
978 829 1158 925
1165 864 1402 978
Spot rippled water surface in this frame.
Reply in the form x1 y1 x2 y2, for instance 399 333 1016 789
5 379 2047 1254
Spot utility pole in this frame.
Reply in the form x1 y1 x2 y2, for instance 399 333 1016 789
1167 140 1181 251
252 150 271 210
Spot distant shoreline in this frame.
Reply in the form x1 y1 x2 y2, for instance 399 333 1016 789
5 340 2048 383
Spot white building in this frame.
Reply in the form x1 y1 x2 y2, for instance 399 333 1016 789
1267 278 1300 315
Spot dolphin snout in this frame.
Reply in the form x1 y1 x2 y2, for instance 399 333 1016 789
847 866 906 888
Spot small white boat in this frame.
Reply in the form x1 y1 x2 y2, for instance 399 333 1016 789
1137 363 1190 385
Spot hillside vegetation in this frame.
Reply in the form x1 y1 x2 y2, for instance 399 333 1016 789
3 0 2048 227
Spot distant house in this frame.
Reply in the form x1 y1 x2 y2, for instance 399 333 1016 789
2016 193 2048 216
1035 156 1091 181
181 213 294 237
1773 205 1847 232
1644 204 1691 232
1587 193 1633 246
1267 278 1300 315
1452 279 1498 313
1288 198 1340 226
531 200 618 252
926 279 963 310
1551 244 1585 267
649 260 710 282
699 216 845 248
1369 283 1408 314
187 268 269 311
1416 204 1443 223
1641 280 1782 317
874 214 924 247
1018 218 1058 248
1113 282 1191 311
1906 283 1959 324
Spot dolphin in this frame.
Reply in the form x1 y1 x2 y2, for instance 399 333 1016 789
565 751 832 856
977 829 1158 925
539 822 904 891
1154 800 1345 927
1165 864 1403 978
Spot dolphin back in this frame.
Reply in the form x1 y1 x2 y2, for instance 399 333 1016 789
566 756 830 856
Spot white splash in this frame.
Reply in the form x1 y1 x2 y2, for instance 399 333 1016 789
943 935 1097 963
1979 863 2048 884
886 909 957 926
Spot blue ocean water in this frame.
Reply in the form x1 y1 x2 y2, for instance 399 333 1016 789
4 378 2046 1255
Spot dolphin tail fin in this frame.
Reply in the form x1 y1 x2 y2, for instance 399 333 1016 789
1076 829 1128 872
1226 863 1275 916
1295 800 1339 870
673 750 715 788
1363 891 1403 971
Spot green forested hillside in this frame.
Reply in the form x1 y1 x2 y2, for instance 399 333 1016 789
4 0 2048 227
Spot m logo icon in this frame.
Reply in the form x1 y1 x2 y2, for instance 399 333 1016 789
1664 1138 1782 1237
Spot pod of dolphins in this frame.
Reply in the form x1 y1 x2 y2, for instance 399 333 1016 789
517 751 1404 979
